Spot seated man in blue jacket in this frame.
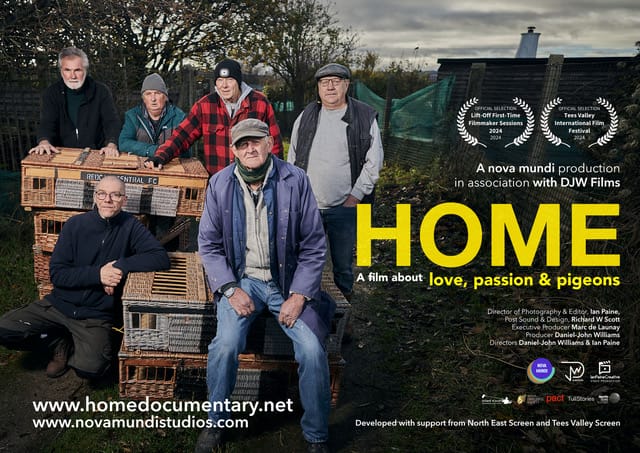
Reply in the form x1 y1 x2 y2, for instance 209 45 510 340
196 119 331 453
118 73 191 158
0 176 170 379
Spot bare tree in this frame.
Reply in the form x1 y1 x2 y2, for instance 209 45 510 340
0 0 253 86
247 0 359 115
115 1 243 74
1 0 62 81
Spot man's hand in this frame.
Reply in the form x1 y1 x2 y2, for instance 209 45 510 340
227 287 255 317
278 293 306 328
100 142 119 158
29 140 60 155
342 194 360 207
103 285 115 296
100 260 123 288
144 156 164 170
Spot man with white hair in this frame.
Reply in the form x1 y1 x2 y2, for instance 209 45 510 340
29 47 121 157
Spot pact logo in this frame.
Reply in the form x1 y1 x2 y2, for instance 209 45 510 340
545 394 566 404
527 358 555 384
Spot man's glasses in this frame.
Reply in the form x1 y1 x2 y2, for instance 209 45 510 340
95 191 125 201
318 78 344 88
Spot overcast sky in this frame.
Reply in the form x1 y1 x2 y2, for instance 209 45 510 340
331 0 640 69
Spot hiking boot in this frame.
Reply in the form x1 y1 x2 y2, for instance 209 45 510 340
46 339 70 378
307 441 330 453
194 427 223 453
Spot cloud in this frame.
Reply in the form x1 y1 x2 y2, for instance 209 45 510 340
331 0 639 68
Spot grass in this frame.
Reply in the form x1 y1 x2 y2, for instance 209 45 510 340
0 212 37 366
341 161 639 452
0 214 36 305
2 162 639 452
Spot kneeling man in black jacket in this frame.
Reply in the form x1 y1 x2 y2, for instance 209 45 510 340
0 176 170 378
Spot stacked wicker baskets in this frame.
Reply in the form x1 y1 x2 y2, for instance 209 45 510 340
22 148 209 299
21 148 350 405
21 148 209 216
119 252 349 406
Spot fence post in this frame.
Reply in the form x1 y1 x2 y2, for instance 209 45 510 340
528 54 564 166
456 63 486 158
466 63 486 102
465 62 486 142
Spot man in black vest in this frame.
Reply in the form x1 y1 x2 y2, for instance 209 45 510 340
288 63 384 300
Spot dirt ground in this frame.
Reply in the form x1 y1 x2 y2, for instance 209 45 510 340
0 350 91 452
0 285 400 453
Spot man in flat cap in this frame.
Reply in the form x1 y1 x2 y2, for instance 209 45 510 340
288 63 384 301
196 118 332 453
144 58 283 175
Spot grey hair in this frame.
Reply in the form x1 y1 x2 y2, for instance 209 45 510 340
58 47 90 70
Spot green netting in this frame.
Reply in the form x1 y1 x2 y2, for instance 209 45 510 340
391 76 454 142
354 76 455 143
353 81 386 124
273 100 294 112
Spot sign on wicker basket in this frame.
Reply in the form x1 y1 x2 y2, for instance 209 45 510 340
21 148 208 217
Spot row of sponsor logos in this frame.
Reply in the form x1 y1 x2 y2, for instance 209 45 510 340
481 392 621 406
528 358 619 384
479 357 622 407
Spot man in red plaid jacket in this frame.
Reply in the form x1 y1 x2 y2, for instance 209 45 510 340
144 59 283 175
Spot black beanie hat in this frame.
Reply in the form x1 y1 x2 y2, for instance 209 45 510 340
214 59 242 86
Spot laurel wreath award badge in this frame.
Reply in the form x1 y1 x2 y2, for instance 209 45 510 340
540 97 571 148
588 97 618 148
504 97 535 148
457 97 487 148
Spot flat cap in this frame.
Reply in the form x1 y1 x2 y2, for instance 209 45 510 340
231 119 269 146
314 63 351 80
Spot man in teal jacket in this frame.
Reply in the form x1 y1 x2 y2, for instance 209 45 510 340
118 73 191 158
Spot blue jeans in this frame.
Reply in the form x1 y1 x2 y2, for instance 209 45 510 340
321 205 356 296
206 277 330 443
